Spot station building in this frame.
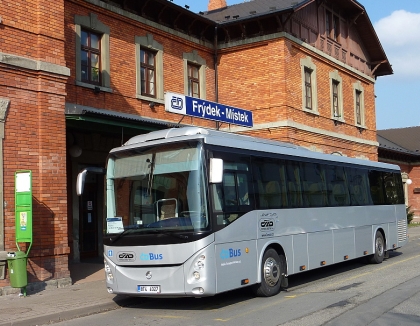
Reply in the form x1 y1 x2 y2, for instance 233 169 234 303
0 0 398 291
377 127 420 222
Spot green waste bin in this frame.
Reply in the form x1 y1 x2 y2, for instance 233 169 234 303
7 251 28 288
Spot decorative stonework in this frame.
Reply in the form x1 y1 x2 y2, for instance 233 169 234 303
0 52 70 76
0 98 10 121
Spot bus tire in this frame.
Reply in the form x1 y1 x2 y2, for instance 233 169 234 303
253 248 285 297
369 231 385 264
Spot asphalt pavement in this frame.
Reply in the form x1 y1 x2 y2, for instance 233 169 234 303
0 259 130 326
0 226 419 326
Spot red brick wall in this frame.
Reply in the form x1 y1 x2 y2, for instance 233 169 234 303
0 0 66 65
0 0 69 287
63 1 377 161
217 38 378 160
64 0 217 129
402 164 420 219
408 165 420 219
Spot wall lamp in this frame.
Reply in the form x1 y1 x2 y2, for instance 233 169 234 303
94 86 101 94
149 102 156 109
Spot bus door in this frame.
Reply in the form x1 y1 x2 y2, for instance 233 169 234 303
210 152 257 293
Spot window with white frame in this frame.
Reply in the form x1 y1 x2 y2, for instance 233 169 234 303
332 80 340 117
81 29 101 85
187 63 200 98
183 50 206 99
140 49 156 97
329 70 343 120
135 34 164 101
75 13 111 91
300 57 318 113
353 81 365 127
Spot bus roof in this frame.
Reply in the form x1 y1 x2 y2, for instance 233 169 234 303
112 127 400 171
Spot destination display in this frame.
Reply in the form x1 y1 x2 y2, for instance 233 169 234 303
165 92 253 128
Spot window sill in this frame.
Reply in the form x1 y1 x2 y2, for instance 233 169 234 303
136 94 164 104
356 124 367 132
303 108 319 116
76 81 113 93
332 117 345 125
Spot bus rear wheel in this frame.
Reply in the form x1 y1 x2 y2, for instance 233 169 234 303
253 248 286 297
369 231 385 264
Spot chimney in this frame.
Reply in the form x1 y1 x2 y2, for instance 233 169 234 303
208 0 227 11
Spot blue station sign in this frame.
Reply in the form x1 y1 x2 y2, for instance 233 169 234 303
165 92 253 128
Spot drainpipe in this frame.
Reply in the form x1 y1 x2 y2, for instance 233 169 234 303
0 98 10 279
214 25 219 129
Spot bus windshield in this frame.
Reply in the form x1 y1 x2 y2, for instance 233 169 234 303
105 141 208 235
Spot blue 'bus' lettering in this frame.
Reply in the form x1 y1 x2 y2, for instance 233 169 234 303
140 253 163 261
220 248 241 260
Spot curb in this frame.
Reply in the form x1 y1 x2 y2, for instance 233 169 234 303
0 297 133 326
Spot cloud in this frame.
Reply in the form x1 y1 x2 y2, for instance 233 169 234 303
373 10 420 79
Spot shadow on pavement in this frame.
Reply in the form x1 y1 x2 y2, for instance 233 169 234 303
69 257 104 284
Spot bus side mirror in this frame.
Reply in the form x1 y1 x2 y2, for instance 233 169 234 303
76 167 106 196
209 158 223 183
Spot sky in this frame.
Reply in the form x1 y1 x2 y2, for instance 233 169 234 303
172 0 420 130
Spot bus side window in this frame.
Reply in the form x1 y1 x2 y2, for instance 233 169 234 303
393 172 405 204
325 165 349 207
301 162 326 207
369 170 385 205
252 162 267 208
285 161 302 208
265 181 281 208
383 172 404 205
252 159 285 209
348 168 371 206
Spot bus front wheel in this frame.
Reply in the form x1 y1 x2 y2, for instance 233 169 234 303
253 248 286 297
369 231 385 264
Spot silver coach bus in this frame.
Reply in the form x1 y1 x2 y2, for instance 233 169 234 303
76 127 408 297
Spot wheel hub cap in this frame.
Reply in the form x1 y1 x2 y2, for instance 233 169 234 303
263 258 280 287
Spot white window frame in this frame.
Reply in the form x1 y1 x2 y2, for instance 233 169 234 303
353 80 365 128
75 13 111 92
300 56 318 114
183 50 206 99
135 34 164 103
329 70 344 121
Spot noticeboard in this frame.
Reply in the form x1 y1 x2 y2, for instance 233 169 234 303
15 171 33 243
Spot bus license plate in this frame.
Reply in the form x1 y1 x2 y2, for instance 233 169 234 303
137 285 161 293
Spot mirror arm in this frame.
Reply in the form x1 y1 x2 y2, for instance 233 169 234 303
76 167 106 196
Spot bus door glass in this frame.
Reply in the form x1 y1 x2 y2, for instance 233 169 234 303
210 152 254 227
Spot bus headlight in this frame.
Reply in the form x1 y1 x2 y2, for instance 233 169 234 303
193 271 200 280
194 255 205 270
104 261 114 282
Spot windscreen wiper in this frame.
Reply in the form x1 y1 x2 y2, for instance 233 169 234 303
148 229 189 239
110 225 142 243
